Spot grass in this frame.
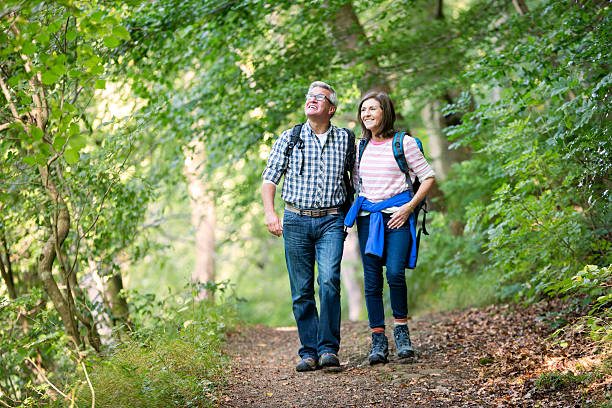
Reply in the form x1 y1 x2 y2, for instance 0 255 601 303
70 291 238 408
535 356 612 408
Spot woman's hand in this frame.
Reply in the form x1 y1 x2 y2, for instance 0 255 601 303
387 203 413 229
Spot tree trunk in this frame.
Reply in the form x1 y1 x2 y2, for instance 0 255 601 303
512 0 529 15
0 228 17 299
107 271 132 330
419 1 472 218
327 2 390 95
184 141 216 301
341 229 364 321
325 1 393 319
37 166 81 348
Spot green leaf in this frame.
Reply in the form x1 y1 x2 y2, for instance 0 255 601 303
91 65 105 75
103 35 120 48
51 64 67 76
69 69 81 78
53 137 66 150
69 135 87 150
22 156 37 166
30 127 44 141
112 25 130 40
35 32 50 45
69 123 80 135
94 79 106 89
64 148 80 164
91 11 104 23
22 42 36 55
66 30 77 41
41 71 59 85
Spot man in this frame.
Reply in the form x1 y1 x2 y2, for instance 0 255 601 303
262 81 354 372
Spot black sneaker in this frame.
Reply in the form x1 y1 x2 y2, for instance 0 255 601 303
319 353 340 368
369 332 389 365
393 325 415 359
296 357 318 372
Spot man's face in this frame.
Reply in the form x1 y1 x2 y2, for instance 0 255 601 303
304 86 336 120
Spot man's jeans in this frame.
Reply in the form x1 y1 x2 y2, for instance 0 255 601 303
357 213 411 329
283 209 345 359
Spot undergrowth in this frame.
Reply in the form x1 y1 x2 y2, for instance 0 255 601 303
50 282 237 408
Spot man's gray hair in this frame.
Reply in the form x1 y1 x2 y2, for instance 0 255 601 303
308 81 338 107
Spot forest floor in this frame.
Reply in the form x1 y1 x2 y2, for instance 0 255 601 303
219 301 610 408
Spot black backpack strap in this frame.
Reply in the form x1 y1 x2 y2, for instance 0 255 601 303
392 131 415 195
342 128 356 174
393 132 430 238
358 138 368 163
284 123 305 174
341 128 356 215
356 138 369 196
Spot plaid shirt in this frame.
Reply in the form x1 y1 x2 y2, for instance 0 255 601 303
262 121 354 209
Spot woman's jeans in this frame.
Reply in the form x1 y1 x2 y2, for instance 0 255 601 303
283 209 345 359
357 213 411 329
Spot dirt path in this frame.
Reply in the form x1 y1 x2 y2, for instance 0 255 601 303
220 304 606 407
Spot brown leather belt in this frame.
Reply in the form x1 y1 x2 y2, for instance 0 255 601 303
286 204 340 217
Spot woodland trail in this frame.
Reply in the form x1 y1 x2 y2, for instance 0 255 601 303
219 303 606 407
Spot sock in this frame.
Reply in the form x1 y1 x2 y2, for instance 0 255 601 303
394 318 408 326
371 327 385 334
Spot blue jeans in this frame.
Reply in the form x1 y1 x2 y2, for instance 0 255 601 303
357 213 411 329
283 209 345 359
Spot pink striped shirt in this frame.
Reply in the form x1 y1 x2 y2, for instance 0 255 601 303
355 136 435 203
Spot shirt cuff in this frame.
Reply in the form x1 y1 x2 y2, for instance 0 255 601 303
262 179 277 186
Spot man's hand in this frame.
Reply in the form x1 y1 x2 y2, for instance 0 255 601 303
265 211 283 237
262 182 282 237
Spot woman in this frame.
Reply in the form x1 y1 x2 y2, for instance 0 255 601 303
344 91 435 365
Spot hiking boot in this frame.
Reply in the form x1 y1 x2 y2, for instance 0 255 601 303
296 357 318 372
393 325 415 359
368 332 389 365
319 353 340 368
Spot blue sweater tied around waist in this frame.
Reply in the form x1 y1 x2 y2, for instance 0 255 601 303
344 190 417 268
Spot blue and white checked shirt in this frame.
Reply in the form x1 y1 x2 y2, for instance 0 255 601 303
262 121 354 209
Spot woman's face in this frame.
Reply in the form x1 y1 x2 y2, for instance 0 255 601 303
360 98 383 136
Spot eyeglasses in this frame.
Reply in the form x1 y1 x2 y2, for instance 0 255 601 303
305 93 334 105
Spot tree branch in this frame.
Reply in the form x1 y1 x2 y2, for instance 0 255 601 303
10 22 49 128
0 70 21 120
512 0 529 15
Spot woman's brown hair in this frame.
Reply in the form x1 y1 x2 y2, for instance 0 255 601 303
357 91 396 140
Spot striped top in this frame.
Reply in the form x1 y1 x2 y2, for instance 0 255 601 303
356 136 435 203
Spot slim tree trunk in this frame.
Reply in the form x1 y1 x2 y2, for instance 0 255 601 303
107 272 132 330
341 229 364 321
0 228 17 299
327 2 390 95
37 166 81 348
184 141 216 301
512 0 529 15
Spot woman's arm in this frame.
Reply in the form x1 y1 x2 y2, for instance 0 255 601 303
387 177 435 229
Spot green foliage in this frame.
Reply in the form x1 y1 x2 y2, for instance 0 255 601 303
0 291 78 405
547 265 612 344
75 288 236 408
536 370 592 390
536 357 611 396
422 0 611 308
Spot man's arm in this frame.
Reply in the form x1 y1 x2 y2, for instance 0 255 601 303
262 181 283 237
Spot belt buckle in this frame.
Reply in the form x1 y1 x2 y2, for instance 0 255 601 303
313 209 323 217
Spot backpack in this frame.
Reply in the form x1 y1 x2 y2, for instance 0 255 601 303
358 131 430 264
284 123 355 213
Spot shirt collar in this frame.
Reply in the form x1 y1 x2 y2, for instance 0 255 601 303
305 120 333 137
